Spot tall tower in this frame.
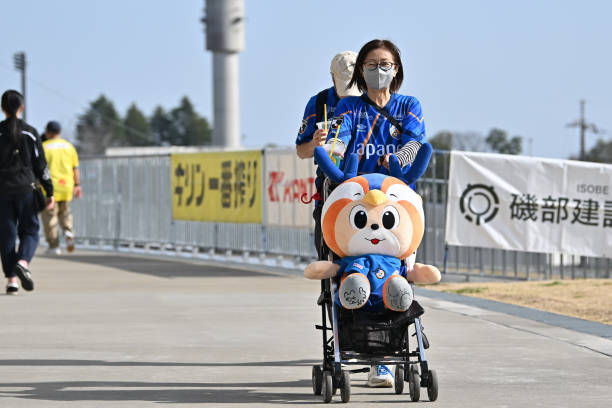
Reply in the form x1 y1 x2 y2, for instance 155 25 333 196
203 0 244 148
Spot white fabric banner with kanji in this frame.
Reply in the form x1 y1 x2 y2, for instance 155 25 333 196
445 151 612 257
263 149 316 228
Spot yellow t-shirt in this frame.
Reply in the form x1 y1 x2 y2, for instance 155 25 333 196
42 138 79 201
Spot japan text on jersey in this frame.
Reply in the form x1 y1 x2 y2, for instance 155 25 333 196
327 93 426 174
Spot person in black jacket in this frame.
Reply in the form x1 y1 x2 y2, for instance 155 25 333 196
0 90 54 294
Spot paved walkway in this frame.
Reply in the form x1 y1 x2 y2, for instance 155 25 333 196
1 251 610 407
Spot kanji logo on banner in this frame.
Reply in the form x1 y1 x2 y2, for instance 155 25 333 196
459 184 499 225
445 151 612 258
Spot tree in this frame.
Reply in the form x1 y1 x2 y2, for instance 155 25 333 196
76 95 123 155
169 96 212 146
77 95 212 152
123 103 153 146
453 131 489 152
572 138 612 163
429 130 489 152
150 106 174 145
485 128 522 155
429 131 453 151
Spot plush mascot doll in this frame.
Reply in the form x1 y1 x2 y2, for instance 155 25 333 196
304 144 441 313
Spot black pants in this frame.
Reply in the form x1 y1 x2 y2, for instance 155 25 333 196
0 191 40 278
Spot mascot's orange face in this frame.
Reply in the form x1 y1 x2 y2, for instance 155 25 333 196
321 175 424 259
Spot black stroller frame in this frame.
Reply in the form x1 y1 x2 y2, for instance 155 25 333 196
310 177 439 403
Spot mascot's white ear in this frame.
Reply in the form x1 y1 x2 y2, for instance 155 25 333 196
322 181 366 216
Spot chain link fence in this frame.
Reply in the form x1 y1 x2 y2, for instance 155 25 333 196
72 151 610 280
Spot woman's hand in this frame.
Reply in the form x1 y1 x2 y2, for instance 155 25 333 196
311 128 328 147
45 196 55 211
378 153 393 169
296 129 328 159
74 186 83 199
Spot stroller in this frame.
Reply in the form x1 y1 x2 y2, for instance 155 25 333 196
309 149 439 403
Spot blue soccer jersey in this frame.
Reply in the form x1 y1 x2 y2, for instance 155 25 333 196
325 93 426 174
296 87 341 146
334 254 406 312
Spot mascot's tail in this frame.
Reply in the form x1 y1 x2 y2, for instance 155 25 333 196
313 142 433 186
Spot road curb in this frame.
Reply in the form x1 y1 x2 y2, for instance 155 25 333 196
416 287 612 340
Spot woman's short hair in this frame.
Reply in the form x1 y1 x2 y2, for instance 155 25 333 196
348 39 404 93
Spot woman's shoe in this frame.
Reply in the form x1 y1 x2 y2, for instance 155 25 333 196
14 264 34 291
367 365 394 387
6 282 19 295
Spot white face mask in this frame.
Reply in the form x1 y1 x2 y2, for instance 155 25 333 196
363 67 395 90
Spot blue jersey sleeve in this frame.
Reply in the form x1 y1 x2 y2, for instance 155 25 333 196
326 98 353 146
401 97 426 144
296 95 318 145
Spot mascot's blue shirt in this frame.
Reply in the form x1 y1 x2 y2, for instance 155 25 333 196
334 254 406 312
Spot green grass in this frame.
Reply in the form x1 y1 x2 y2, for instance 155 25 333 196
446 287 486 295
540 281 565 287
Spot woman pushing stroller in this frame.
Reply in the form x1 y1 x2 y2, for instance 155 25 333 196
306 38 441 390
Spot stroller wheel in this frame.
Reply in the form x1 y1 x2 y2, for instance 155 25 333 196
340 370 351 403
394 365 404 394
408 366 420 402
322 371 333 403
312 365 323 395
427 369 438 402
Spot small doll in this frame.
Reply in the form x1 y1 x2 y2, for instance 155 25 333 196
304 145 441 313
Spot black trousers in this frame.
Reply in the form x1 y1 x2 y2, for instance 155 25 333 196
0 191 40 278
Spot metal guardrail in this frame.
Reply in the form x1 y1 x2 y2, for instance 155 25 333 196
72 150 610 280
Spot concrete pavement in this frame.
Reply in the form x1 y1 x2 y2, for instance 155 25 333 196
0 251 610 407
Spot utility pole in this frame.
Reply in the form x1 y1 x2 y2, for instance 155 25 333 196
202 0 245 148
13 52 26 121
567 100 598 160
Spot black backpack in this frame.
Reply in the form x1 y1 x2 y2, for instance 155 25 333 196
314 88 329 125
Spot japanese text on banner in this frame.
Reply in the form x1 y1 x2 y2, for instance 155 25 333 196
171 151 262 223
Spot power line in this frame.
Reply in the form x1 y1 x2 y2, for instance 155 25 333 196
0 60 154 143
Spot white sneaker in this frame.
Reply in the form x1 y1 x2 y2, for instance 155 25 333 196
367 365 394 387
45 247 61 255
6 282 19 295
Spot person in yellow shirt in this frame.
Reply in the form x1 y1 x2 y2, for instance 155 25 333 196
41 121 82 254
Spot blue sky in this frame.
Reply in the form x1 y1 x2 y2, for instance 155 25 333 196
1 0 610 159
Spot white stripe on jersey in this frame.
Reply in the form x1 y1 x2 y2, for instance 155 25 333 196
22 130 36 141
22 130 39 157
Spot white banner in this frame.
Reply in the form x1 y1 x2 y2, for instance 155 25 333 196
445 151 612 257
264 149 316 227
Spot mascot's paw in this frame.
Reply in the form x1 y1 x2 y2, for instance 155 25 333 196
383 275 413 312
339 273 370 309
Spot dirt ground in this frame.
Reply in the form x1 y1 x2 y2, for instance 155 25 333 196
424 279 612 325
